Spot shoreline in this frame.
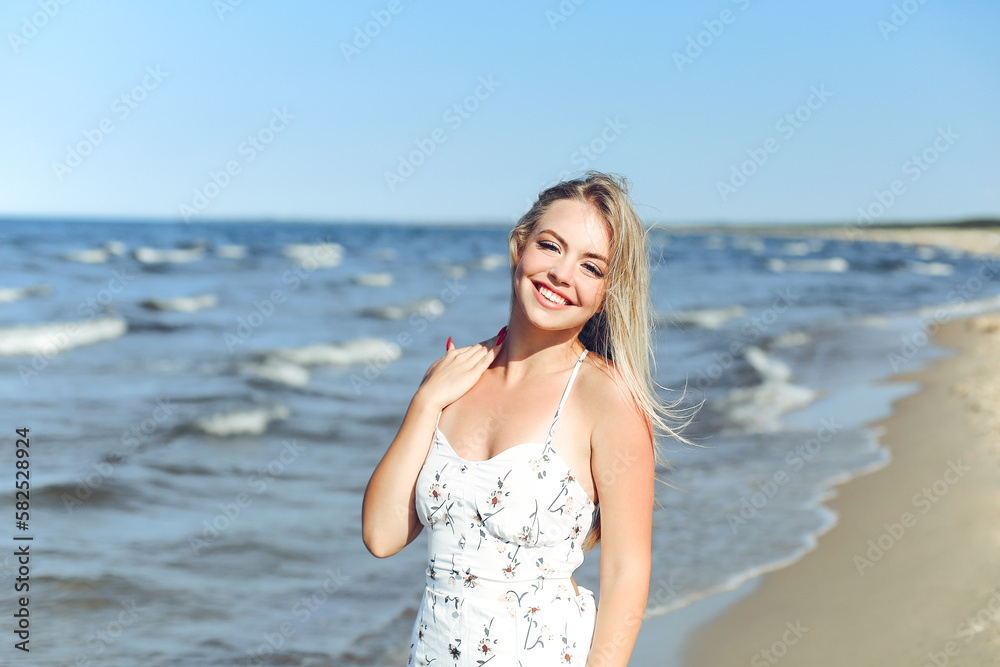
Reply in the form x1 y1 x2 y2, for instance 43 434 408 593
631 227 1000 666
673 317 1000 664
663 222 1000 257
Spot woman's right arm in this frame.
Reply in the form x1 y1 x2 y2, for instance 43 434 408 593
361 333 502 558
361 388 443 558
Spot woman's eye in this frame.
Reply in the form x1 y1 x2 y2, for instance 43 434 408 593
538 240 603 277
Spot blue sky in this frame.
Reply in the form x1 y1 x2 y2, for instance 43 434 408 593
2 1 997 225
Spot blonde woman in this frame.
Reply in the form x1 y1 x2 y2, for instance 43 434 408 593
362 171 688 666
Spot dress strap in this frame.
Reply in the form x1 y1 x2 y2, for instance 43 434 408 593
544 348 589 445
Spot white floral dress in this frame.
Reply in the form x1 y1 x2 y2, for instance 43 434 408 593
407 348 598 666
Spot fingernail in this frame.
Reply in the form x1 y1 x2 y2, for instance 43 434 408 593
497 326 507 346
446 336 452 350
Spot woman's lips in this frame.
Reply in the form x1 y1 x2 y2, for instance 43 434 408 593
533 281 572 309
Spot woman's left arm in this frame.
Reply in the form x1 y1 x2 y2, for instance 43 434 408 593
586 383 655 667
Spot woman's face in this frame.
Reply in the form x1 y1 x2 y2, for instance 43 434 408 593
513 198 611 333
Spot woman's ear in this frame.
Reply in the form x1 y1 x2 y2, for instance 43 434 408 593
514 241 526 265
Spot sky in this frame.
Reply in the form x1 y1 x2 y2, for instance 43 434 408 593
1 0 997 226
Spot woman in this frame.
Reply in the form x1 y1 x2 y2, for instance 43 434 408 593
362 171 689 666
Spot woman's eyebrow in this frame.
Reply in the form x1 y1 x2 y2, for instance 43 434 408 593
539 229 609 264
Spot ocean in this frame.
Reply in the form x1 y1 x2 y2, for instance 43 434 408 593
1 219 998 666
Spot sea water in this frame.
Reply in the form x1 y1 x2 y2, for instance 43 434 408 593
0 219 997 665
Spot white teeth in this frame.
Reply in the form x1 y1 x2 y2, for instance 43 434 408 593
538 284 569 305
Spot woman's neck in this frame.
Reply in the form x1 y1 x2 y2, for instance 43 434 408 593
490 318 586 384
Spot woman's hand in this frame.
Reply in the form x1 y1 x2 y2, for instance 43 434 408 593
416 326 506 411
363 326 505 558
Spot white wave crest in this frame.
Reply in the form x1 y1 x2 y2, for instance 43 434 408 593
714 347 818 433
907 260 953 276
768 257 848 273
268 337 402 367
0 317 127 356
134 246 206 264
362 297 445 321
193 404 291 437
667 305 746 330
0 284 50 305
63 248 110 263
353 272 394 287
104 240 127 255
472 254 506 271
240 360 311 388
283 242 344 268
772 331 812 348
140 294 218 312
780 241 811 256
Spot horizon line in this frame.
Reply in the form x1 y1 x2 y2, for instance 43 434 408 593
1 214 998 230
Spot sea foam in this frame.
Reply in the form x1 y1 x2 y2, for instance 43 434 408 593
361 297 444 321
134 246 206 264
0 284 50 305
193 404 291 437
0 317 127 356
666 305 747 330
266 337 402 367
768 257 848 273
240 360 311 387
283 242 344 268
714 346 818 433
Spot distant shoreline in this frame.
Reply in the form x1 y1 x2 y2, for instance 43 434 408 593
660 217 1000 233
662 220 1000 258
2 215 998 231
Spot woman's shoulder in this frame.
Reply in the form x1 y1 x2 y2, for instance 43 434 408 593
577 351 655 460
578 351 646 425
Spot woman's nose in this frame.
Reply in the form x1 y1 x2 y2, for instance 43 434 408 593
548 258 572 285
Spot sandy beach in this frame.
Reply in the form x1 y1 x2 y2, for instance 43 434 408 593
668 226 1000 666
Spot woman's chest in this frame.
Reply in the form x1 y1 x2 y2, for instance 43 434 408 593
436 393 597 503
415 435 596 549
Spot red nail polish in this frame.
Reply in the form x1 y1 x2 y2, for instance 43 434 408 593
497 326 507 346
446 336 452 350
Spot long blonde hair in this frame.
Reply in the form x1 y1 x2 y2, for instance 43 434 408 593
508 171 696 552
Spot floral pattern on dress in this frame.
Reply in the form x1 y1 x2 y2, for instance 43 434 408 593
406 349 598 666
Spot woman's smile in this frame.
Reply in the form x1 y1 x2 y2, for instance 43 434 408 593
533 281 573 308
